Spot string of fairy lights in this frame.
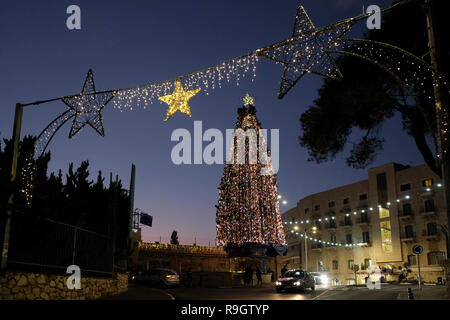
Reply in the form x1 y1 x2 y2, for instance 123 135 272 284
330 38 449 159
282 183 444 248
16 0 450 207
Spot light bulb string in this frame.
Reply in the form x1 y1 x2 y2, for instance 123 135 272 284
18 0 420 109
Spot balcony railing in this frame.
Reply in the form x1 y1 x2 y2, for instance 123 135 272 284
356 218 370 225
398 210 414 219
325 223 337 229
400 232 416 242
420 207 438 215
340 221 352 227
422 230 440 240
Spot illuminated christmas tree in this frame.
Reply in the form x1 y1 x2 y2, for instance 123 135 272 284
216 94 286 252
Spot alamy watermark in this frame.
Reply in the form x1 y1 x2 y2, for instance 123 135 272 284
365 5 381 30
66 265 81 290
66 5 81 30
170 121 280 174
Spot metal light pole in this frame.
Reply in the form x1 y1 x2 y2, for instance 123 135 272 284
304 229 308 271
1 103 23 271
425 0 450 256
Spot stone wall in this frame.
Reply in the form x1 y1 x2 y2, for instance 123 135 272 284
0 271 128 300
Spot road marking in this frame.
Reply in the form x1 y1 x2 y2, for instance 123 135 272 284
311 289 330 300
162 290 175 300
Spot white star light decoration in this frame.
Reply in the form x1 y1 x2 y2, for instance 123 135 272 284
62 69 117 138
257 6 357 98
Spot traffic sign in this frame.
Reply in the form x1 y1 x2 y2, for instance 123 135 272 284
412 245 423 254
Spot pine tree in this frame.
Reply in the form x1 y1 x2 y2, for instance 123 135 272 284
170 230 179 245
216 99 286 249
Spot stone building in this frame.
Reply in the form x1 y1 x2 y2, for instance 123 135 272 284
128 230 277 287
280 163 448 285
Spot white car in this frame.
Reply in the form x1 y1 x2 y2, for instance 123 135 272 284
310 272 330 287
135 268 180 287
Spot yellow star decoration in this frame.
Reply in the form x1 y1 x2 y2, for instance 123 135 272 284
242 92 255 106
159 80 200 121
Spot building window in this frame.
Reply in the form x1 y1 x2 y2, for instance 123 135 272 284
427 251 445 265
305 208 310 214
330 235 336 244
408 255 417 266
402 203 412 216
363 258 372 269
332 260 339 270
314 205 320 211
422 178 434 187
405 225 414 238
316 220 322 230
424 199 435 212
427 222 438 236
344 215 352 226
360 211 369 223
362 232 370 243
400 183 411 192
380 221 393 253
328 201 335 208
360 194 367 201
329 219 336 228
379 207 390 219
343 198 350 204
347 260 354 270
346 279 356 285
318 261 324 272
346 234 353 244
376 172 388 204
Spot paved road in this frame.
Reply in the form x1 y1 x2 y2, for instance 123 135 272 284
108 283 448 300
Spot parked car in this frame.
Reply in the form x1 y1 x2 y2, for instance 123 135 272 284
310 272 330 287
275 269 315 292
135 268 180 287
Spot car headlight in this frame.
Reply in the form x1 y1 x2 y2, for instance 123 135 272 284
294 281 302 286
275 281 282 286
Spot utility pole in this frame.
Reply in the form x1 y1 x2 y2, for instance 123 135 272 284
1 103 23 272
425 0 450 257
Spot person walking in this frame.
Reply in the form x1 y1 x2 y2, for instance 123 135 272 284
256 267 262 286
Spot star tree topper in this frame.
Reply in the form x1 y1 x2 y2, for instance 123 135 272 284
159 80 200 121
242 92 255 106
62 69 117 138
256 6 356 98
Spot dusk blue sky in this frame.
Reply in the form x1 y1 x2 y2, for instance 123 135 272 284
0 0 425 245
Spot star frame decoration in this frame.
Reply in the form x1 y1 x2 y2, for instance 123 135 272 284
62 69 117 138
256 6 357 99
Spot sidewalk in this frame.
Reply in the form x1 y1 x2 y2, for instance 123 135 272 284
397 284 449 300
102 284 174 300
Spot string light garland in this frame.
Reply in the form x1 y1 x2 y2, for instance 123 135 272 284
283 183 444 247
16 0 449 208
330 38 449 158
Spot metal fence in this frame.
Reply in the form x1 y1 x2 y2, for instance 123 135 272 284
6 211 117 277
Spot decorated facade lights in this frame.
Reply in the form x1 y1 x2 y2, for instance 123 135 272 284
283 185 443 247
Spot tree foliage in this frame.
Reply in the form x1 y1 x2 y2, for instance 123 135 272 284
0 134 131 257
299 0 449 177
170 230 179 245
